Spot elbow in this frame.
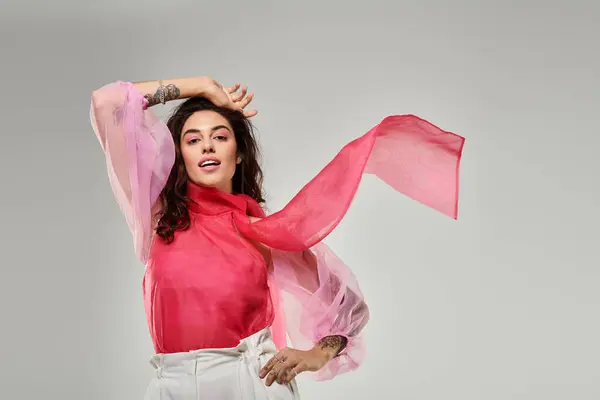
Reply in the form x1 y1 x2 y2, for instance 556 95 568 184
90 87 108 114
91 81 127 111
91 89 102 105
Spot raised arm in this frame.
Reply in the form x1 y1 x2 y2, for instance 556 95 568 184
90 76 257 263
133 78 192 107
132 77 258 116
90 80 176 263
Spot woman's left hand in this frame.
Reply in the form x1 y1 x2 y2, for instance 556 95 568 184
259 347 332 386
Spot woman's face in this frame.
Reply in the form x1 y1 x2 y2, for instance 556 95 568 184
180 110 241 193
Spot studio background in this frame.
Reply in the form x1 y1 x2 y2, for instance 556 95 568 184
0 1 598 399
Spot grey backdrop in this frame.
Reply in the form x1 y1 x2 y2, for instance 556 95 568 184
1 1 599 399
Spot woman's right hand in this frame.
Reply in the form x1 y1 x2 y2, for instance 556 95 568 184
196 76 258 118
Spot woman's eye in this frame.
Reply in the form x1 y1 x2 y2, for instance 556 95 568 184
216 136 227 141
188 138 200 144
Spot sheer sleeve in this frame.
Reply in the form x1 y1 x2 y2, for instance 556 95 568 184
90 81 175 264
235 114 465 380
270 244 370 381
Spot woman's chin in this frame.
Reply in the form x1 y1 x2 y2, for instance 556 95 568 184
190 178 232 192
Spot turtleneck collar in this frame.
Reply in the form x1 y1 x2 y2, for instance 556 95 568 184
186 181 248 216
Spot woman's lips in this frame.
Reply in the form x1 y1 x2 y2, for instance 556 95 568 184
200 164 220 172
198 157 221 173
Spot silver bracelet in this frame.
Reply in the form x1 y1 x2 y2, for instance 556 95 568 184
157 81 166 105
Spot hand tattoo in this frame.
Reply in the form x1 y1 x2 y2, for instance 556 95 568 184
144 84 181 107
317 335 348 357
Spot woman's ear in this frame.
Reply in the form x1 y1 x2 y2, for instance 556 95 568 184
237 155 243 164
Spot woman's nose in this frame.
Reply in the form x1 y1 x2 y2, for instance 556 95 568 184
202 140 215 153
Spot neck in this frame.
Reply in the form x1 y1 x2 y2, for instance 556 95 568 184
185 180 266 219
216 180 233 194
186 180 246 215
191 179 233 194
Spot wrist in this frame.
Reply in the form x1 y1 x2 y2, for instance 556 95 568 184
193 76 214 97
313 335 348 361
309 345 336 363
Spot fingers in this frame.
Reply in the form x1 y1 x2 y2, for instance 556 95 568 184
243 109 258 118
238 92 254 108
231 86 248 102
279 365 299 385
235 92 258 118
221 83 257 117
225 84 247 102
266 358 296 387
263 354 285 386
225 83 240 93
259 353 282 379
281 359 310 384
260 354 304 386
260 350 295 387
274 361 304 386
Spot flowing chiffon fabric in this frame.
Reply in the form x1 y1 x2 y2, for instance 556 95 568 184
90 81 465 381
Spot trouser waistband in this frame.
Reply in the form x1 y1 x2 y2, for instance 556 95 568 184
149 327 277 377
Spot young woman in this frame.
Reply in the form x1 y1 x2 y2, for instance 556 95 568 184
90 76 464 399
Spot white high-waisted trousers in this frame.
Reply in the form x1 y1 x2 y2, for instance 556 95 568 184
144 327 300 400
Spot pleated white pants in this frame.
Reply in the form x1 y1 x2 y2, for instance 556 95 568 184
144 327 300 400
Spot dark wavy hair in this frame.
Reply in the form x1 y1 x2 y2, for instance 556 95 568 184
154 97 265 243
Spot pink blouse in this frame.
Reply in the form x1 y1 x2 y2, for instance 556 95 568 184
143 182 275 353
89 81 465 381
